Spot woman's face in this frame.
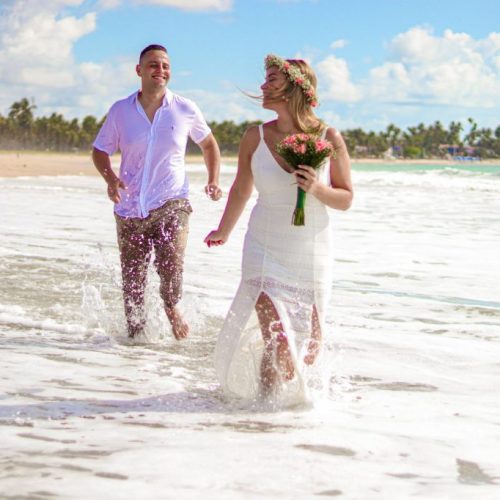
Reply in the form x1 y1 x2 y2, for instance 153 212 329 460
261 67 287 109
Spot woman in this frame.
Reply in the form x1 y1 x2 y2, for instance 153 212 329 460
205 54 353 406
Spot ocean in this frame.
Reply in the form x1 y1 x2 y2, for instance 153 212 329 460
1 162 499 499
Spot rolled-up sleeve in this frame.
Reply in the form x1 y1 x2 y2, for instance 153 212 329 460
188 102 211 144
93 105 119 155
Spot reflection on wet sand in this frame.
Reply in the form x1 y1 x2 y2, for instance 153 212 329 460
295 444 356 457
456 459 498 485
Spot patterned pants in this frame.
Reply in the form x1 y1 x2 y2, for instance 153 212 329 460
115 199 192 336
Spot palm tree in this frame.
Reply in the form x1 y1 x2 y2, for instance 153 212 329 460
8 98 36 148
383 123 402 157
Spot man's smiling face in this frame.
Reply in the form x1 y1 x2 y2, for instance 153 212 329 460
136 50 171 90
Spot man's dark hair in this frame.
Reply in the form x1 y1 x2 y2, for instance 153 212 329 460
139 44 168 61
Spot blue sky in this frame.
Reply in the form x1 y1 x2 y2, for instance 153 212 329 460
1 0 499 132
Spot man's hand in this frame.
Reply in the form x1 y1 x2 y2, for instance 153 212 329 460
107 177 126 203
92 148 124 203
205 183 222 201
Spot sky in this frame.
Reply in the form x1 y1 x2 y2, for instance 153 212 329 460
1 0 499 132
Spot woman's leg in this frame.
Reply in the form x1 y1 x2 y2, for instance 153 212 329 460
255 292 294 392
304 305 322 365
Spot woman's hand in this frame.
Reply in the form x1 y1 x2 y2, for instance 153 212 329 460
204 229 227 248
293 165 320 195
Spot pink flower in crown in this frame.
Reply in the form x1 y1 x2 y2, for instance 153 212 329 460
264 54 318 107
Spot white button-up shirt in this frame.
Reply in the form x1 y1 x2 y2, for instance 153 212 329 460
93 89 211 218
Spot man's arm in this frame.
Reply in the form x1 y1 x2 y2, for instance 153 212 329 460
204 126 257 247
198 133 222 201
92 147 125 203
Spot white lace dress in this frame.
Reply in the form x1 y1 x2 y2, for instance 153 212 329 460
215 125 334 406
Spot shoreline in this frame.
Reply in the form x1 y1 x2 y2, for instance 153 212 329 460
1 151 499 178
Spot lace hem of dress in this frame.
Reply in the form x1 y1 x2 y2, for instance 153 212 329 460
245 276 315 304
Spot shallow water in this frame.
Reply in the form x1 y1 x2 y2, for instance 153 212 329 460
1 163 499 498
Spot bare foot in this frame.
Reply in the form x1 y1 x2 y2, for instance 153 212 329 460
165 306 189 340
276 333 295 380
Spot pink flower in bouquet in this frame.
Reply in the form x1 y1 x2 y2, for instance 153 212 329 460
293 143 307 155
315 140 329 152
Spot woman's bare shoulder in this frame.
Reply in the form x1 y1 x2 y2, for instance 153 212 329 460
240 124 262 150
243 124 260 139
325 126 345 146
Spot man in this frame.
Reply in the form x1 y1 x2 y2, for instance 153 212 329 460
92 44 221 340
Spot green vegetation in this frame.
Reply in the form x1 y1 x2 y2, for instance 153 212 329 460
341 119 500 159
2 98 500 159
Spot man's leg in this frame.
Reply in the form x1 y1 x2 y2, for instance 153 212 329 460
115 215 152 337
152 200 191 340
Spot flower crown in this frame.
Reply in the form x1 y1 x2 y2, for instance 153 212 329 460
264 54 318 107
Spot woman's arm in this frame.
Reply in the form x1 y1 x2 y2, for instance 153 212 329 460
204 126 259 246
294 127 353 210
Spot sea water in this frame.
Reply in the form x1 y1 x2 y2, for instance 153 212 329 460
0 163 499 499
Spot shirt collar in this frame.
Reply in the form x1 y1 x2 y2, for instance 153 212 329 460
163 88 173 106
133 88 172 107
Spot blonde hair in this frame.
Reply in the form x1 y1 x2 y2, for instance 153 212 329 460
281 59 324 135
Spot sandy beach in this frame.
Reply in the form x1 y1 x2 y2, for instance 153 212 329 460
0 152 236 178
1 151 499 177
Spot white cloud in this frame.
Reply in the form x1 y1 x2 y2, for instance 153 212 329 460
0 0 233 121
0 1 96 88
368 26 500 108
0 1 139 118
316 26 500 115
316 55 362 103
98 0 122 8
330 39 347 50
133 0 232 11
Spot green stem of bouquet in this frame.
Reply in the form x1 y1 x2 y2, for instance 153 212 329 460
292 187 306 226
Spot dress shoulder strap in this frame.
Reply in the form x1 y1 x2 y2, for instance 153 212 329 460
321 126 328 140
258 124 264 140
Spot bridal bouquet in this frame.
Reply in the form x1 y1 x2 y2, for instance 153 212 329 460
276 133 336 226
